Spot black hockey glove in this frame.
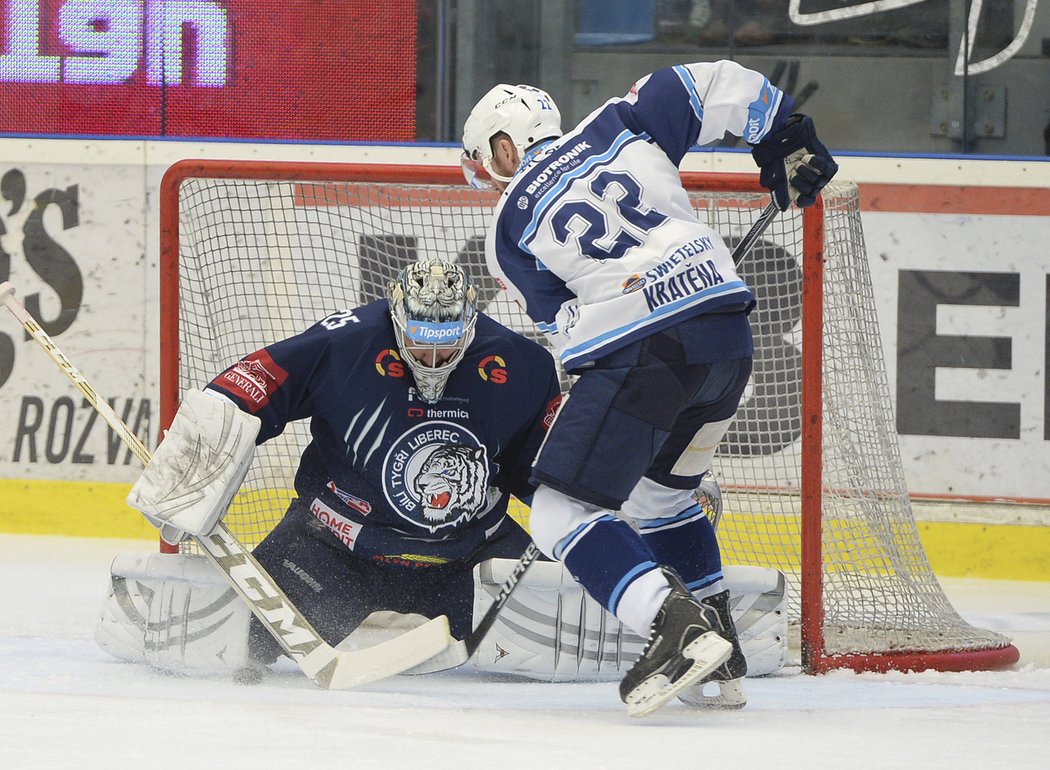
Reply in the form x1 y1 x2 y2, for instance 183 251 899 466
750 114 838 211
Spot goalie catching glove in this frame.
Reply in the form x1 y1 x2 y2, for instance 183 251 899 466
751 113 838 211
127 388 260 543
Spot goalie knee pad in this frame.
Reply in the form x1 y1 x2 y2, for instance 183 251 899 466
470 560 786 681
700 566 787 677
96 552 252 676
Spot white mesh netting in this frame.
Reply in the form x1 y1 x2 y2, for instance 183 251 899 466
165 165 1013 670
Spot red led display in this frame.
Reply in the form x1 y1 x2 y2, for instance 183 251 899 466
0 0 417 140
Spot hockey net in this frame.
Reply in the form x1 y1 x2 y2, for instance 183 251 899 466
159 159 1018 674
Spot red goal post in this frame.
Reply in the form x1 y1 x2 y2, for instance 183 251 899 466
159 159 1019 675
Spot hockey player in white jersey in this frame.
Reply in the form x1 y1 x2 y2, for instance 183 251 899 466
462 60 837 716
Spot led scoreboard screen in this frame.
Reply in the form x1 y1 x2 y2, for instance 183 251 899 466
0 0 418 140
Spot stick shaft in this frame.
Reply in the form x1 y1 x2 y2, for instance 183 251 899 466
1 282 151 465
1 280 448 686
464 541 541 657
732 199 780 265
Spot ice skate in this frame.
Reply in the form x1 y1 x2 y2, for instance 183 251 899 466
618 570 732 718
678 589 748 709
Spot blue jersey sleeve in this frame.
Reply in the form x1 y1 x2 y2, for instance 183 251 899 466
207 307 373 443
488 210 576 340
624 61 794 165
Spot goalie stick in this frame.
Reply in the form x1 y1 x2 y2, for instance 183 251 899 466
405 540 541 674
0 281 451 689
466 541 542 657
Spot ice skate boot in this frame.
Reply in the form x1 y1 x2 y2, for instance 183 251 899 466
678 589 748 709
618 569 732 718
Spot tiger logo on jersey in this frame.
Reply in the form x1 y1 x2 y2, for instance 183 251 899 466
413 445 487 524
383 421 490 533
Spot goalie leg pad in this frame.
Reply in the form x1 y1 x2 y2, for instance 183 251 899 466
96 552 252 675
700 566 787 677
470 560 786 682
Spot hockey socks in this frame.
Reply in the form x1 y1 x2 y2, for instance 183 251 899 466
637 503 724 592
557 514 668 634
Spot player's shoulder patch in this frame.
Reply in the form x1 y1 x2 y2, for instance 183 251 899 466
470 315 557 387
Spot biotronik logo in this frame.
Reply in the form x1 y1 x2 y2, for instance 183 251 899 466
382 421 489 533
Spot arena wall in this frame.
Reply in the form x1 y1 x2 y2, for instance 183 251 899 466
0 138 1047 579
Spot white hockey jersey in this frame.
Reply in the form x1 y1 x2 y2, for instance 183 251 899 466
484 60 791 371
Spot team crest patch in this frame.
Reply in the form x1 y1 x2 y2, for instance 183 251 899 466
382 421 490 533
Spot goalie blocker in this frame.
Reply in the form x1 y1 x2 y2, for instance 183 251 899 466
97 552 785 684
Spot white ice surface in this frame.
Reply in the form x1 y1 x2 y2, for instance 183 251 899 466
1 534 1048 769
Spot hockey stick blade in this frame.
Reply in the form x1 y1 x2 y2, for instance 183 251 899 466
1 280 452 689
731 199 780 265
197 525 451 689
405 540 542 675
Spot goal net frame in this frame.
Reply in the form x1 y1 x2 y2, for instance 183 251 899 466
158 159 1019 675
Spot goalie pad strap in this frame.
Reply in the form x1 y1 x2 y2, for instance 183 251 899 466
127 388 260 539
470 560 786 682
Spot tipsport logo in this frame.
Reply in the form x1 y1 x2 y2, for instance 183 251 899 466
406 320 462 344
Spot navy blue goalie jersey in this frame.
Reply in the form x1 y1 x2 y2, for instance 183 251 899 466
206 300 562 562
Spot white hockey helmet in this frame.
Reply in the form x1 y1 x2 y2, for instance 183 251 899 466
461 83 562 189
387 258 479 404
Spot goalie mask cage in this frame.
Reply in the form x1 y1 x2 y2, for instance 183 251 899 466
159 159 1018 675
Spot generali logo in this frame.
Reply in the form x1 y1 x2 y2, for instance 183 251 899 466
543 394 562 430
215 350 288 413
